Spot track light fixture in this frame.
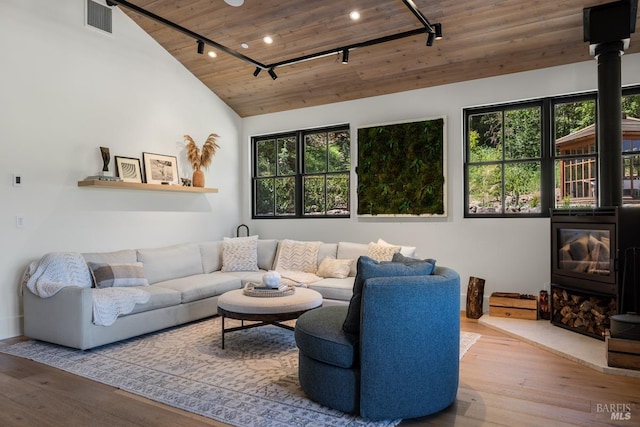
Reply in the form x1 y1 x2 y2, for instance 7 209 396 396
107 0 442 80
435 23 443 40
426 32 435 46
341 48 349 64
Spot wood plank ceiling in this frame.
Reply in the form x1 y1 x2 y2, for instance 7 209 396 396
118 0 640 117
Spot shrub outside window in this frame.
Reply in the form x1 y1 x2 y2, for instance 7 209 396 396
252 125 350 218
465 102 543 216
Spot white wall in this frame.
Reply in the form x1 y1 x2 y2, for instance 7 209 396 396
242 53 640 308
0 0 242 338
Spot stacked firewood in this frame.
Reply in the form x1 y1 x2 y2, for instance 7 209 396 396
552 288 616 337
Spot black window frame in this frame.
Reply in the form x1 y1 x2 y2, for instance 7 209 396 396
464 85 640 218
551 93 599 210
464 99 549 218
251 124 351 219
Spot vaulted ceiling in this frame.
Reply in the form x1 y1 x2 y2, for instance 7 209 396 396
116 0 640 117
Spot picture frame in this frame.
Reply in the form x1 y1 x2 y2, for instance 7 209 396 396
142 152 180 185
357 116 447 217
114 156 143 183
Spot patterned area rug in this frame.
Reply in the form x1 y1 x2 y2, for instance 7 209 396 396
0 317 480 427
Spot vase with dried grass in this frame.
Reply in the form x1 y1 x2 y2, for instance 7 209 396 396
185 133 220 187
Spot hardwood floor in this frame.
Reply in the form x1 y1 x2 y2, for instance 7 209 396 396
1 317 638 426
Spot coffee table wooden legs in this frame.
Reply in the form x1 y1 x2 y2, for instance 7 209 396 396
219 314 298 349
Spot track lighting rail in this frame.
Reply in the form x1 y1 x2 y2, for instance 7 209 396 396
106 0 441 78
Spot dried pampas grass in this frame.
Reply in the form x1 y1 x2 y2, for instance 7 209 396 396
185 133 220 170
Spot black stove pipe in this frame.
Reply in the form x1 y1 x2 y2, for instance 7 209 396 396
595 41 625 207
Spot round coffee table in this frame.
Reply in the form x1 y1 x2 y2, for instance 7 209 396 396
217 287 323 348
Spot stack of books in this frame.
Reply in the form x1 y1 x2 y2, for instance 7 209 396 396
85 175 123 182
251 283 288 292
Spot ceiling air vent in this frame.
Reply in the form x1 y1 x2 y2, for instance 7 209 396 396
86 0 112 34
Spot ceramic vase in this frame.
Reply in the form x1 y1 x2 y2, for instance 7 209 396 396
192 169 205 187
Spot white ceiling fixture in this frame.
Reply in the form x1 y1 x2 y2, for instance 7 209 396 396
224 0 244 6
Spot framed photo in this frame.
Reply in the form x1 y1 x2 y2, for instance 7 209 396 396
114 156 143 183
142 152 180 185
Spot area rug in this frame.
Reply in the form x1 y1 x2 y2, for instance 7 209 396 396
0 318 480 427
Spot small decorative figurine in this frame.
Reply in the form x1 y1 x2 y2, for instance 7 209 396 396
100 147 111 173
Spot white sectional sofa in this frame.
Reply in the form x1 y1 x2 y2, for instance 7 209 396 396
22 238 414 350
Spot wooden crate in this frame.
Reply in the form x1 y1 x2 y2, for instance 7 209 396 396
607 335 640 371
489 292 538 320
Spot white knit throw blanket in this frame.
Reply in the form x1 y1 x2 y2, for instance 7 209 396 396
274 240 323 286
23 252 149 326
92 287 150 326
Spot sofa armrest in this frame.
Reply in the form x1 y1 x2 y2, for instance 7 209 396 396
23 286 94 349
358 268 460 420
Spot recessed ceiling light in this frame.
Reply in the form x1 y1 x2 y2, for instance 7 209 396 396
208 51 217 58
263 36 273 44
224 0 244 6
241 43 249 49
349 11 360 21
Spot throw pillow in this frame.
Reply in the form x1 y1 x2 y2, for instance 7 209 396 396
343 256 436 336
221 235 259 272
377 238 417 258
391 252 437 274
88 262 149 288
274 239 321 273
316 257 353 279
367 241 400 262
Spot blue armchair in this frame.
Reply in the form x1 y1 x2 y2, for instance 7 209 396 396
294 259 460 421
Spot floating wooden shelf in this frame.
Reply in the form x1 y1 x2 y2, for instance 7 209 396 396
77 180 218 193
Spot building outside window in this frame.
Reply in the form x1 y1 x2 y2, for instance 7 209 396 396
553 97 597 208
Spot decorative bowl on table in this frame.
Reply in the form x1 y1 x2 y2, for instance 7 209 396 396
262 270 281 288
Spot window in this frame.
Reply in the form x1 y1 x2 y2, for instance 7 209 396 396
465 102 544 216
622 92 640 200
252 125 350 218
553 96 597 208
464 86 640 217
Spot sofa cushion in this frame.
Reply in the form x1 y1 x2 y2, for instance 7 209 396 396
127 285 182 315
377 238 417 258
202 240 278 273
83 249 137 264
257 239 279 270
137 243 204 285
309 277 355 301
220 270 267 284
221 235 259 272
342 256 436 336
367 242 401 261
317 243 338 264
336 242 369 277
88 262 149 288
153 273 241 303
274 239 321 273
392 252 436 272
317 257 353 279
295 305 356 369
200 241 223 273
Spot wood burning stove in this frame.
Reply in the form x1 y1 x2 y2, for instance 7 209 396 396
550 208 640 339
